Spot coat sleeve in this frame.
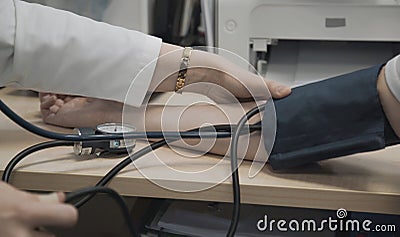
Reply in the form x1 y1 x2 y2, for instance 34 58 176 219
0 0 162 107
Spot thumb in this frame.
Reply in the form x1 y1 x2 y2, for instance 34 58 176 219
266 80 292 99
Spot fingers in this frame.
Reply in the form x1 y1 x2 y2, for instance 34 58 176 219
237 78 291 101
40 95 66 124
49 99 64 114
40 95 60 118
223 71 291 101
40 95 57 123
24 192 78 228
39 93 51 102
26 202 78 228
215 55 291 101
39 92 68 101
0 183 76 237
40 95 57 110
56 192 66 203
40 94 66 110
37 192 64 204
265 80 291 99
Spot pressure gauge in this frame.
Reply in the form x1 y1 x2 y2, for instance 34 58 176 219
97 123 135 134
73 123 136 156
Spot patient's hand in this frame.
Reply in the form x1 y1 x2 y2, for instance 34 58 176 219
40 93 123 128
39 92 264 160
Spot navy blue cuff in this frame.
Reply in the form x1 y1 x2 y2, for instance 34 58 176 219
263 65 399 170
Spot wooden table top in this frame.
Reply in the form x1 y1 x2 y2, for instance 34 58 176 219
1 88 399 215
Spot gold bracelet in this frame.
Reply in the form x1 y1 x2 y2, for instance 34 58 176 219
175 47 192 92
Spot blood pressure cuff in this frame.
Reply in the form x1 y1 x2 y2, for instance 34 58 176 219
263 65 400 170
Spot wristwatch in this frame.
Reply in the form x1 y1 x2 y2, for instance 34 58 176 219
73 123 136 156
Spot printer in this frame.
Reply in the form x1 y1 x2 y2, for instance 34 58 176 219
216 0 400 85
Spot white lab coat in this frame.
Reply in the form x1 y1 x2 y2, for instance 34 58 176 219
0 0 161 107
0 1 399 106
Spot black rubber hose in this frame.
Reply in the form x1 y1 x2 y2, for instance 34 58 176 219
2 140 74 183
65 186 139 237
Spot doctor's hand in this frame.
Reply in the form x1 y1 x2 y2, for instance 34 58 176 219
149 43 291 102
39 44 291 128
0 182 78 237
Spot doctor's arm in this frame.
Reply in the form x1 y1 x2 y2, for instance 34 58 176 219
0 0 290 107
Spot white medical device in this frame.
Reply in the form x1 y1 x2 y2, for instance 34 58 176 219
216 0 400 85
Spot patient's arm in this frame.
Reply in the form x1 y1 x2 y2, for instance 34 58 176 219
140 102 266 161
377 67 400 137
143 66 400 164
40 92 264 159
